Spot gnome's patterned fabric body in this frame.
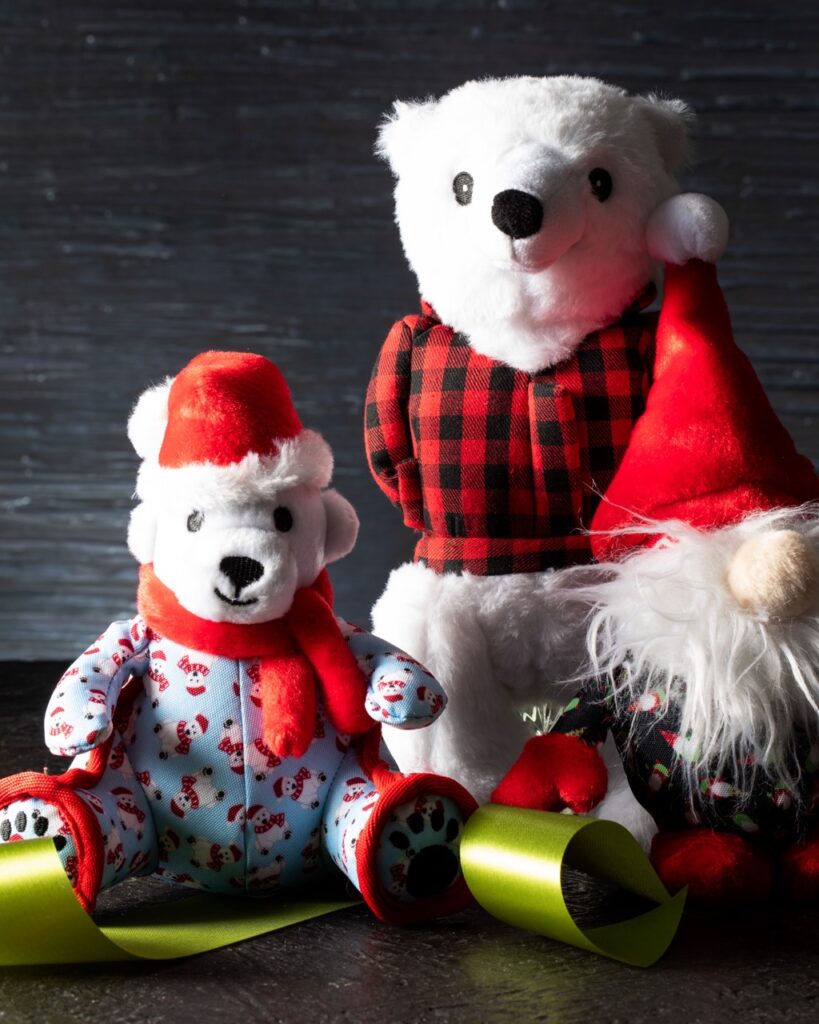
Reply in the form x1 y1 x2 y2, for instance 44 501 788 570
550 673 819 843
0 616 471 921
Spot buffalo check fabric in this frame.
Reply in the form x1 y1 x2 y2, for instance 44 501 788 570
365 291 657 575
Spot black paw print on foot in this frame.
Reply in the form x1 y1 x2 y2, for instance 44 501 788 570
0 809 52 841
388 809 462 900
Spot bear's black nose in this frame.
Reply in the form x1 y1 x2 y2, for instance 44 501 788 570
491 189 544 239
220 556 264 595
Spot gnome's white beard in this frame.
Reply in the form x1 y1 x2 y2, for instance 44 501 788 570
572 506 819 793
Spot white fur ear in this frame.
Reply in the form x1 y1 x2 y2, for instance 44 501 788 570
322 489 359 564
375 98 437 175
127 377 173 460
127 501 158 564
636 94 693 174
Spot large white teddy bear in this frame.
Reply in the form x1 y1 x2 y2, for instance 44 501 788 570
364 75 729 820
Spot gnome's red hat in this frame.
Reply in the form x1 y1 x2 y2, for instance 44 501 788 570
592 260 819 561
127 351 333 501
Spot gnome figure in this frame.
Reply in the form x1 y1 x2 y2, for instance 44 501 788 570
494 259 819 904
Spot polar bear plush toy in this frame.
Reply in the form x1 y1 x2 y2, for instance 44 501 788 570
365 75 728 814
0 351 476 924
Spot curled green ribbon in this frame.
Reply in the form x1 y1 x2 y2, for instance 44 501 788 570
0 808 684 967
0 839 355 966
461 804 686 967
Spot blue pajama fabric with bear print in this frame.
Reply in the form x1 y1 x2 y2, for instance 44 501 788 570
0 615 471 922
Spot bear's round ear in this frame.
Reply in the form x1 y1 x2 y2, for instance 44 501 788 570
375 98 438 175
127 377 173 460
635 94 694 175
322 489 360 565
127 501 158 565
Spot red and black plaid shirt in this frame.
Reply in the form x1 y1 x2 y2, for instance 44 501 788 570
365 292 657 575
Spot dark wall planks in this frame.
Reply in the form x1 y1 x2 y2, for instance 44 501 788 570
0 0 817 658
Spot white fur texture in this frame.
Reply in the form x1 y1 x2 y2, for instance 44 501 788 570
580 505 819 791
127 500 157 565
373 561 654 837
127 378 173 460
727 529 819 618
646 193 729 265
129 483 345 624
134 430 333 504
321 488 360 565
378 76 691 373
374 562 594 791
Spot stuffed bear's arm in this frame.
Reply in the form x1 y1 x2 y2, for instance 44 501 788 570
364 319 425 531
44 616 151 757
491 681 612 812
337 617 447 730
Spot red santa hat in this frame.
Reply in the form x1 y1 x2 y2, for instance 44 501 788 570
128 351 333 504
226 804 245 824
592 259 819 561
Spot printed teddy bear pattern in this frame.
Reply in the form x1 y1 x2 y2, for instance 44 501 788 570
0 616 465 909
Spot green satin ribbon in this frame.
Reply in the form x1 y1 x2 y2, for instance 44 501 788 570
0 839 355 966
461 804 686 967
0 807 684 967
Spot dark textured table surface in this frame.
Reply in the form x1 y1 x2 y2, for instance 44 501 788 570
0 2 818 1021
2 661 819 1024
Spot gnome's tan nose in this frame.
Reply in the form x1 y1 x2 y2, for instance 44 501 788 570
726 529 819 618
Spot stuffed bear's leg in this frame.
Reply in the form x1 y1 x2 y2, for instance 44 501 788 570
0 744 159 910
321 743 477 924
650 828 774 905
372 562 540 803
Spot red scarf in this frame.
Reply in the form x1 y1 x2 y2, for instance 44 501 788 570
137 565 374 759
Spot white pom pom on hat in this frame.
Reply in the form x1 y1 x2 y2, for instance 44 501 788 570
127 377 173 461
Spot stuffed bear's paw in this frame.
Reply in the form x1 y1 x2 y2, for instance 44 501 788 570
0 804 63 842
0 800 78 880
364 674 446 730
646 193 729 266
378 795 463 903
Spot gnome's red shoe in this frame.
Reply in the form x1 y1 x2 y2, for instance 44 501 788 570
651 828 774 904
779 828 819 902
491 733 608 814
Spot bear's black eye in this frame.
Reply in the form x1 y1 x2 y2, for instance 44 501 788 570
273 507 293 533
187 510 204 532
589 168 613 202
453 172 473 206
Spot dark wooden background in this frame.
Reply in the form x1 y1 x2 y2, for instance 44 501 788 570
0 0 817 659
0 3 818 1019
